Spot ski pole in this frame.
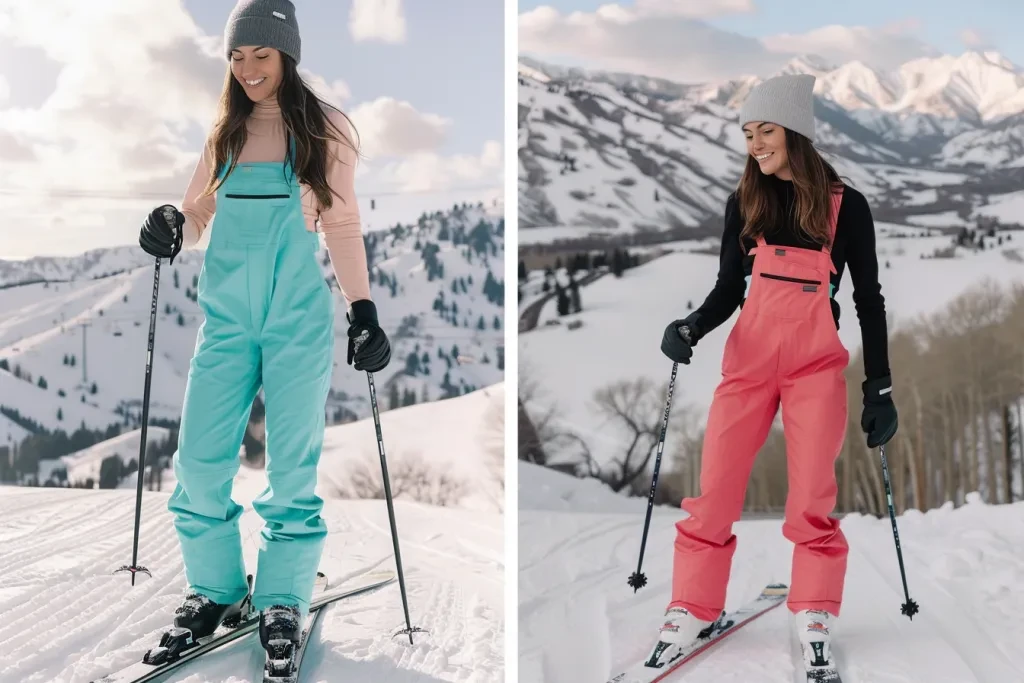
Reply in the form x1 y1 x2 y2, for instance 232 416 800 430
628 361 678 592
363 366 426 644
115 253 162 585
878 443 919 619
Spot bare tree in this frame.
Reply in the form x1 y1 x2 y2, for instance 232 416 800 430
590 377 674 492
330 451 468 507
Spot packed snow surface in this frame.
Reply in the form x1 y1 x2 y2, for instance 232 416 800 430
0 389 504 682
518 462 1024 683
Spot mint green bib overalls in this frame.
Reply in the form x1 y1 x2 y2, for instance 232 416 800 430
167 146 334 614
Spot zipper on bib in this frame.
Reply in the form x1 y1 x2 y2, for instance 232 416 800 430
760 273 821 286
225 193 290 199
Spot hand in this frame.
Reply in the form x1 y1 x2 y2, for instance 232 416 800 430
861 376 898 448
139 205 184 264
346 300 390 373
660 312 701 365
661 320 694 364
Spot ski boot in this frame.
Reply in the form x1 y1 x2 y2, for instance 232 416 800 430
260 604 303 682
794 609 841 682
142 587 253 664
644 606 724 668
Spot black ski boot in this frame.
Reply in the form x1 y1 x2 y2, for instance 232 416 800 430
142 588 252 665
260 604 302 681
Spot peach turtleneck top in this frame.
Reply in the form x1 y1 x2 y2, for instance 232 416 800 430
178 97 371 305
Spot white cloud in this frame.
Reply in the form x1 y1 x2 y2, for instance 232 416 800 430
349 0 407 44
0 0 223 200
960 28 994 51
370 140 502 194
349 97 451 158
520 5 942 82
0 0 496 258
0 75 8 104
632 0 755 17
519 4 777 83
299 69 352 109
762 23 938 70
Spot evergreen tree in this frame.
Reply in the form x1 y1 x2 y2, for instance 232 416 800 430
405 352 421 375
389 382 401 410
555 283 570 316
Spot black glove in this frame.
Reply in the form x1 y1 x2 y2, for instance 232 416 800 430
347 300 391 373
660 312 702 365
139 204 184 264
861 376 898 448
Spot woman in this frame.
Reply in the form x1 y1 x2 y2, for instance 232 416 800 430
136 0 391 661
657 73 898 672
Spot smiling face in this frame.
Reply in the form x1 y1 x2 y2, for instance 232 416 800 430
743 121 791 179
230 45 283 102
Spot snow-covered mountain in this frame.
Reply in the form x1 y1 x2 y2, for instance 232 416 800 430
518 51 1024 242
0 202 505 444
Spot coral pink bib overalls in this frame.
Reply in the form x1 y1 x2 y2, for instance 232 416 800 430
671 188 849 620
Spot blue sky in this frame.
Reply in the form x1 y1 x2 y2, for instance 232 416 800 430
0 0 504 259
521 0 1024 65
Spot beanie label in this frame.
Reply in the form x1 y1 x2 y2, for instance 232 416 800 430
273 11 286 20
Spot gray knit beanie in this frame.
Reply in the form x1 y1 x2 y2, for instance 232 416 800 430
738 73 816 142
224 0 301 64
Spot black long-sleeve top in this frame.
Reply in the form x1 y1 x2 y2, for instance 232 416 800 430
693 176 890 381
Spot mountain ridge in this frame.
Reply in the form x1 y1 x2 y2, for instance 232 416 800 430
518 51 1024 240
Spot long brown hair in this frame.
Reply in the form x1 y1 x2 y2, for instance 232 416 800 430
736 128 842 250
201 53 360 211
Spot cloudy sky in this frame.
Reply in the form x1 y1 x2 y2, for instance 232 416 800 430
519 0 1022 82
0 0 503 259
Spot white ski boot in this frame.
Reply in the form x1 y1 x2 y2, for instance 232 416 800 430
644 606 723 668
659 606 721 644
794 609 840 680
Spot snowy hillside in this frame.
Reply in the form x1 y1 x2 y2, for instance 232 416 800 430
27 382 504 512
518 52 1024 241
518 461 1024 682
519 225 1024 469
0 202 505 444
0 480 504 681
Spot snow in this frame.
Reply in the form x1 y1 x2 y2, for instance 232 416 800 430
518 462 1024 682
0 386 504 682
519 229 1024 468
975 191 1024 224
904 211 968 227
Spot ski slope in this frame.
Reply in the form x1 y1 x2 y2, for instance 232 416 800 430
0 385 505 682
519 226 1024 468
0 484 503 682
518 462 1024 683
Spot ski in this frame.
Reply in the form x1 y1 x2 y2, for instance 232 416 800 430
805 668 842 683
90 569 395 683
605 583 789 683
